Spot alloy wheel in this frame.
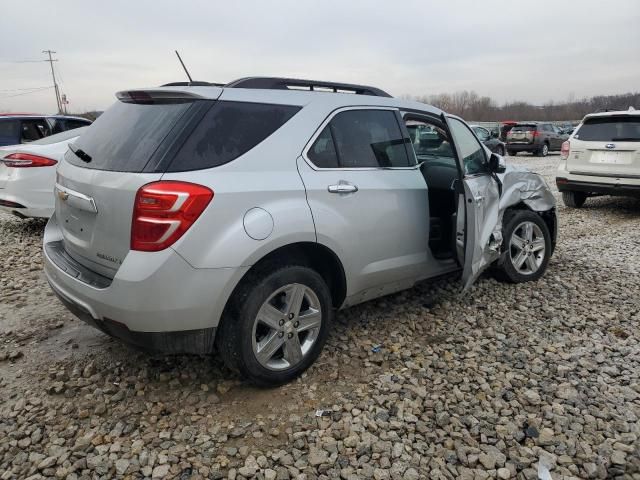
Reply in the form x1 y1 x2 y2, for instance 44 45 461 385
509 221 546 275
251 283 322 371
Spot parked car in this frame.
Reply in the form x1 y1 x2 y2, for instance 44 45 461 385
471 125 506 156
506 122 568 156
43 77 557 385
0 127 87 218
557 107 640 207
0 114 91 147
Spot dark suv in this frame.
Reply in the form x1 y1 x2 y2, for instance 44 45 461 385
506 122 567 157
0 114 92 147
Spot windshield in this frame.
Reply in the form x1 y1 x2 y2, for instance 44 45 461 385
65 100 192 172
574 117 640 142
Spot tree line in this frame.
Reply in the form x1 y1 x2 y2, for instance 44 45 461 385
405 91 640 122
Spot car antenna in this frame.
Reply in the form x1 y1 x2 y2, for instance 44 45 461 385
175 50 193 85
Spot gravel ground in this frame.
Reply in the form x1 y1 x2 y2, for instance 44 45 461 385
1 153 639 480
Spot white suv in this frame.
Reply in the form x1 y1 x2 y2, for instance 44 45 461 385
43 77 557 385
557 107 640 207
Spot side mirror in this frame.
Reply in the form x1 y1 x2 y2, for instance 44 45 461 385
489 152 506 173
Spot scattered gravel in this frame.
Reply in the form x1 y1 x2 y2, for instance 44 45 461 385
1 153 639 479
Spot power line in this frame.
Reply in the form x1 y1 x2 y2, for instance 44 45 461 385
0 86 52 92
42 50 63 114
0 86 53 99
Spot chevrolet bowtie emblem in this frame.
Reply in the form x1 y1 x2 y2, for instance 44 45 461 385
57 190 69 201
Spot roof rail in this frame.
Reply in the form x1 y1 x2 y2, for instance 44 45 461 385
161 81 225 87
224 77 392 98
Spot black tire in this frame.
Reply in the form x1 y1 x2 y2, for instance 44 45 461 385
562 191 587 208
217 265 333 387
508 150 517 156
494 209 552 283
496 145 505 156
537 143 549 157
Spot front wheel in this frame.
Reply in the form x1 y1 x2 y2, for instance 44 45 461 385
496 145 505 156
495 210 552 283
217 265 333 386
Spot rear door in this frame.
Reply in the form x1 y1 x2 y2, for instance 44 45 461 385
298 107 429 299
567 115 640 179
445 116 501 289
54 92 217 278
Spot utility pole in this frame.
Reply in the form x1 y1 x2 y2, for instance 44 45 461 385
42 50 63 114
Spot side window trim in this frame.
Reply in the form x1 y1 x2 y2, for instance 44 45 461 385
302 106 420 171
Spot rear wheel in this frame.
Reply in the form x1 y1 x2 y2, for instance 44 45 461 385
562 191 587 208
495 210 552 283
217 265 332 386
537 143 549 157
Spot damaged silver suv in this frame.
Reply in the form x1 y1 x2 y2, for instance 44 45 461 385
43 77 557 385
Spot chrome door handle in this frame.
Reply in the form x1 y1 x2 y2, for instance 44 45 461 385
328 182 358 194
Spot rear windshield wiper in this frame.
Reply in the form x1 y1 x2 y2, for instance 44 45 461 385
68 143 92 163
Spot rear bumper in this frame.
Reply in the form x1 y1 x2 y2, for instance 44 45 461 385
0 190 54 218
506 143 538 152
556 178 640 196
43 215 249 354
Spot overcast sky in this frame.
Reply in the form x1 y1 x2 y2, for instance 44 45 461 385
1 0 639 113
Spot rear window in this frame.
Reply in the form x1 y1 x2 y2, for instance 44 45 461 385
31 126 88 145
167 101 300 172
574 117 640 142
65 100 192 172
510 124 537 132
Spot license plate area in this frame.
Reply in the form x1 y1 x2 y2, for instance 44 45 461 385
590 151 632 165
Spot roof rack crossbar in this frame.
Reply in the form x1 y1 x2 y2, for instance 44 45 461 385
224 77 392 98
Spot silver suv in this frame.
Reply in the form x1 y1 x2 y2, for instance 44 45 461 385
44 77 557 385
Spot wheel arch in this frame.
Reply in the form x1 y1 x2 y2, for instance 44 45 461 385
504 203 557 253
224 241 348 313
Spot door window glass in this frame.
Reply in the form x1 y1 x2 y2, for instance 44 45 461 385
331 110 411 168
0 120 20 145
472 126 490 142
448 118 488 175
21 119 50 142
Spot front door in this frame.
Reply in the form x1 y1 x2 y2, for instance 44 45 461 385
444 116 502 289
298 107 430 301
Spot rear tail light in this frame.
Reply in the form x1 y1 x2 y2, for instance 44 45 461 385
2 153 57 168
131 181 213 252
561 140 570 160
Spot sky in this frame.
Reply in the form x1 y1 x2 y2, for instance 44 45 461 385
1 0 639 114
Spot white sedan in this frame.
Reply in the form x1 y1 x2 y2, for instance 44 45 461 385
0 127 87 218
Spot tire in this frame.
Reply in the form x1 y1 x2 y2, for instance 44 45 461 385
508 150 517 156
496 145 505 156
562 191 587 208
217 265 333 386
495 209 552 283
537 143 549 157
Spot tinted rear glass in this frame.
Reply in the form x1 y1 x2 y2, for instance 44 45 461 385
168 101 300 172
65 100 192 172
511 124 537 132
574 117 640 142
